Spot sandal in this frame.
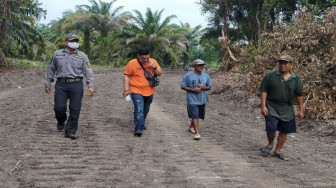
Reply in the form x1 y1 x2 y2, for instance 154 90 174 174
260 147 272 157
274 153 290 161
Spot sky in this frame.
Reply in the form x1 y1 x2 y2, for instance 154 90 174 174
37 0 208 28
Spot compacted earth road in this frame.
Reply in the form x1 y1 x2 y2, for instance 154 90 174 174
0 69 335 188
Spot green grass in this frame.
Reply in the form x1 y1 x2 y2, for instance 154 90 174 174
6 58 222 71
7 58 48 69
6 58 122 70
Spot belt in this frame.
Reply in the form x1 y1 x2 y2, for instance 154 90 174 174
57 78 83 82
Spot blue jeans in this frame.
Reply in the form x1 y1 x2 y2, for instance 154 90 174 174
54 80 83 133
131 93 153 131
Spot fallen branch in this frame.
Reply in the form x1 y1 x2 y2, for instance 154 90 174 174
227 47 239 62
304 92 312 105
221 29 239 62
10 160 21 175
9 154 31 175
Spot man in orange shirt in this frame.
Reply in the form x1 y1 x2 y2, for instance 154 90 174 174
123 48 162 137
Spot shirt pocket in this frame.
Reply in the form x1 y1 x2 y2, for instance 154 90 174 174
199 77 204 85
55 56 66 68
72 58 83 74
191 80 198 88
73 57 83 68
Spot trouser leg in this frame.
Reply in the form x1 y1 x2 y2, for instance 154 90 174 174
54 81 68 124
142 95 153 130
143 95 153 119
131 93 145 131
65 82 83 133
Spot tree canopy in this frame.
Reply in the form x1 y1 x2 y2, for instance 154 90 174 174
0 0 46 68
199 0 336 44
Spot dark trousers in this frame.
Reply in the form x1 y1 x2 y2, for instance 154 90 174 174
54 81 83 133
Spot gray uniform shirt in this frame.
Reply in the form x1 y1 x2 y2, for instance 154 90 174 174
44 49 94 88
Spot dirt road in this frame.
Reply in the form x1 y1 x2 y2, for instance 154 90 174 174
0 69 335 187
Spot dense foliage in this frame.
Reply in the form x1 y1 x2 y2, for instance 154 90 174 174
233 7 336 120
20 0 215 68
0 0 46 68
199 0 336 44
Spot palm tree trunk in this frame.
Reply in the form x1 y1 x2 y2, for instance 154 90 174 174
83 29 91 56
0 49 8 69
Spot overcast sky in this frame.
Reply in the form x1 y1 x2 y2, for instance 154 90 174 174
38 0 208 28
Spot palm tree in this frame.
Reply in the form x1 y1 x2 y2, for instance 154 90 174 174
62 10 96 56
179 22 204 66
76 0 131 63
0 0 46 68
49 10 76 44
127 8 184 65
76 0 130 37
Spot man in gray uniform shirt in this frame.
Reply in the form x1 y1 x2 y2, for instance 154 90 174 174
44 33 94 139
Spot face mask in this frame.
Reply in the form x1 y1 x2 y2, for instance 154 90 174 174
68 42 79 49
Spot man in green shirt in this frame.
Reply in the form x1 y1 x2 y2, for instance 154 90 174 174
259 54 304 160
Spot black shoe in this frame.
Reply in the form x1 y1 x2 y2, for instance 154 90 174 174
57 122 65 130
134 130 142 137
65 132 78 140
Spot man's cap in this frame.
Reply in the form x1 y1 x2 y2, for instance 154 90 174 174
65 33 80 41
194 59 205 65
277 55 293 62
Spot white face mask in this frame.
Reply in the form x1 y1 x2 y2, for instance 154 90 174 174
68 42 79 49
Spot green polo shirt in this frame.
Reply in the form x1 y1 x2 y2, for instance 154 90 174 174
259 70 303 121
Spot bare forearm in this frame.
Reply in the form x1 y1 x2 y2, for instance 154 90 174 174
123 75 130 91
182 87 200 93
201 86 211 91
297 96 304 111
154 68 162 76
261 92 267 108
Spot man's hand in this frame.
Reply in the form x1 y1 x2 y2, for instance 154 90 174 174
297 110 304 120
193 87 202 93
123 90 130 98
45 87 51 94
261 106 268 117
197 84 206 90
148 61 155 68
88 88 95 96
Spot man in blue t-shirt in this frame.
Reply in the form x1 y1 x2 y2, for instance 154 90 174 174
181 59 212 140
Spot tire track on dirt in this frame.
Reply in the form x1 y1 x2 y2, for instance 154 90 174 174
1 69 336 187
155 70 336 188
148 102 279 188
3 70 268 187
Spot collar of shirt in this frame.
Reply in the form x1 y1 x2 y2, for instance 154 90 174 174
275 70 297 80
62 48 78 54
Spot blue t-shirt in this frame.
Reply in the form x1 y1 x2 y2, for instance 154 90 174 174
181 71 212 105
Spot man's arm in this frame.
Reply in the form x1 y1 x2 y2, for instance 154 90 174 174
153 66 162 76
197 84 211 91
182 86 201 93
83 54 94 96
261 92 268 117
149 60 162 76
44 57 55 94
123 74 131 97
296 96 304 120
